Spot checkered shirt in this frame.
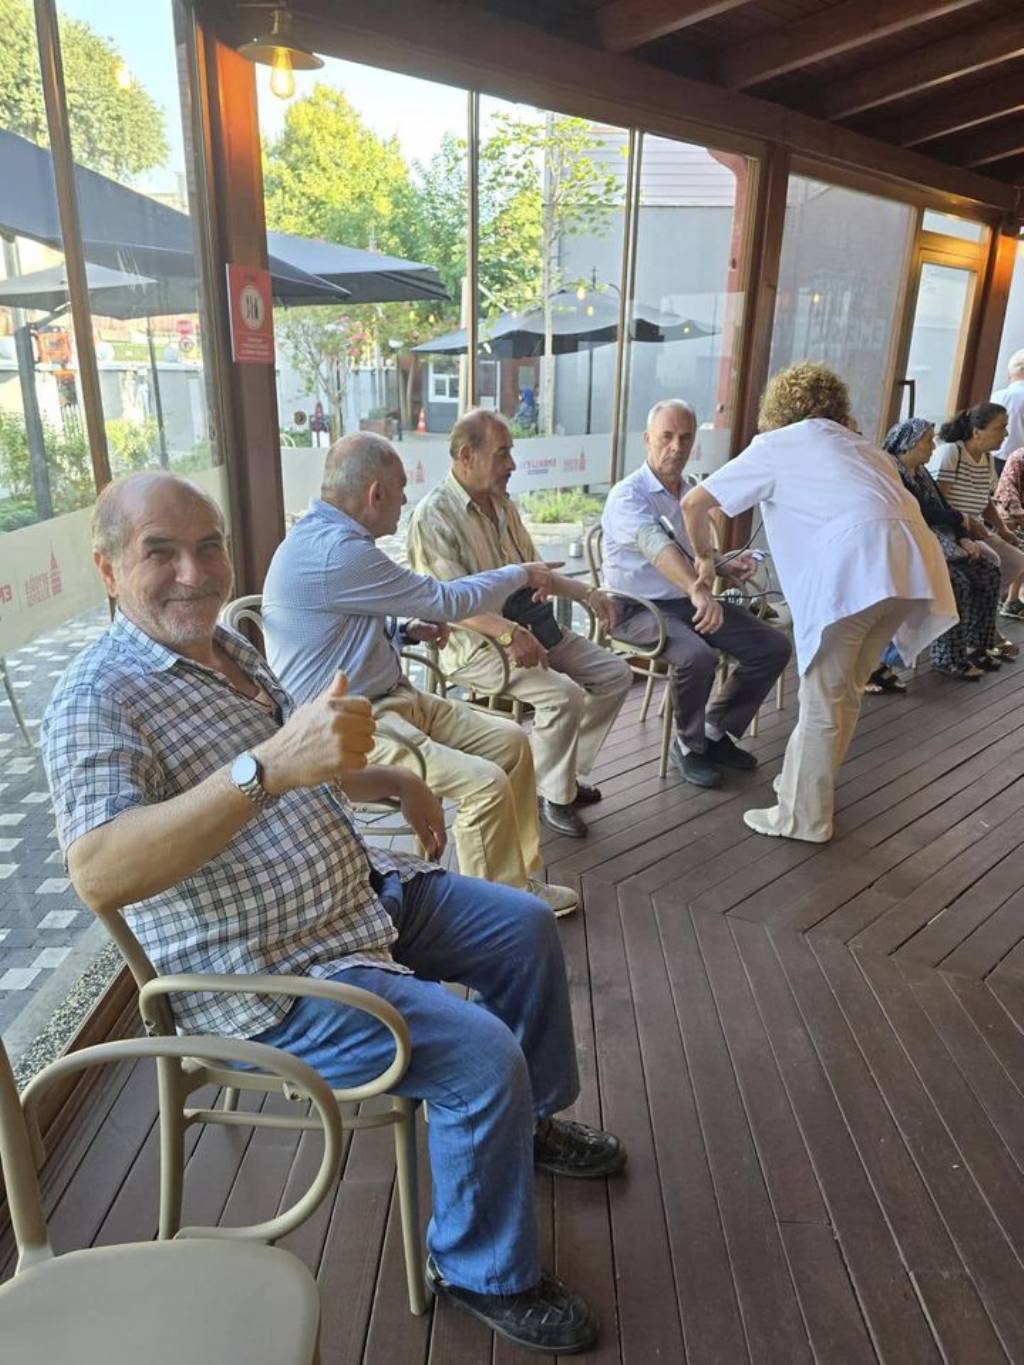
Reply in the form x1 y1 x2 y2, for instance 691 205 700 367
41 613 432 1038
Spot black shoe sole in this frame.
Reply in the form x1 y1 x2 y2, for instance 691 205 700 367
670 755 722 788
426 1270 599 1355
535 1149 628 1179
539 806 588 838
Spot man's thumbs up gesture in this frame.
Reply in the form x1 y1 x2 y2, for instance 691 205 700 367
256 672 376 795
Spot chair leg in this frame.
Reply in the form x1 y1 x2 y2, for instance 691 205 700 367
639 669 655 722
776 673 785 711
659 676 674 779
750 708 759 739
221 1087 240 1112
393 1098 428 1314
156 1059 186 1239
1 658 33 749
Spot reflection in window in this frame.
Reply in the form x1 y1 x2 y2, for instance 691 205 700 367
922 209 986 243
621 136 751 479
770 177 915 442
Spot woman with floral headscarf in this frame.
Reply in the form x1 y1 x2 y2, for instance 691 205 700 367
882 416 1001 681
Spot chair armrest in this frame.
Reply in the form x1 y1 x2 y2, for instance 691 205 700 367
600 589 668 658
399 647 449 696
19 1034 343 1248
450 625 511 695
372 719 428 782
137 972 412 1101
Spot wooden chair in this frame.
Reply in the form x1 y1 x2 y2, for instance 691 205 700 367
221 594 436 841
0 1030 343 1364
95 904 427 1316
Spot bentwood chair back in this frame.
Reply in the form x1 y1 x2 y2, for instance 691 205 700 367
0 1031 342 1364
94 905 428 1316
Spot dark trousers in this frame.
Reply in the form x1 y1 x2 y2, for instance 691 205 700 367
615 597 791 753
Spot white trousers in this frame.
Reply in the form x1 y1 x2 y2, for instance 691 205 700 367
765 599 912 843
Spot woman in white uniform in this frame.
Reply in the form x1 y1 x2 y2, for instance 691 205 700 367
681 363 957 844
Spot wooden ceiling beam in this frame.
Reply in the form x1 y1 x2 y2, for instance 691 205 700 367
719 0 980 91
815 13 1024 120
953 120 1024 168
594 0 754 53
875 81 1024 147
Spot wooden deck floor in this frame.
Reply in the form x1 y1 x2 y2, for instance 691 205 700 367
8 649 1024 1363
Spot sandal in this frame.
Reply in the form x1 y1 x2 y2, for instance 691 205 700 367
864 668 885 694
994 634 1020 660
934 663 982 681
878 667 907 693
971 651 1001 672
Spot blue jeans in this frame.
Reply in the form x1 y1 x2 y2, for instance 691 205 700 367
880 641 902 669
254 869 580 1293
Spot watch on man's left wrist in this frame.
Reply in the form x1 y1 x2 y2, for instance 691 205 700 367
230 751 274 808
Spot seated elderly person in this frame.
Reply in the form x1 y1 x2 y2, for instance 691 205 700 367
262 433 577 917
882 417 1002 681
41 470 624 1356
407 410 632 839
993 443 1024 619
601 399 791 788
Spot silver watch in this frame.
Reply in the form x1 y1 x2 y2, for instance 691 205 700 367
230 752 273 807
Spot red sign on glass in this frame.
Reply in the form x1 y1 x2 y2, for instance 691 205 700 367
226 263 274 364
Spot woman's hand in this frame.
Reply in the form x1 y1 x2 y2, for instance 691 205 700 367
967 515 988 539
959 538 982 559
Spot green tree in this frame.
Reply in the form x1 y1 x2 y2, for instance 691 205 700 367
0 0 168 180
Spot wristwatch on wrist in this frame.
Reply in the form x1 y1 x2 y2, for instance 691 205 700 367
496 625 517 648
230 751 274 807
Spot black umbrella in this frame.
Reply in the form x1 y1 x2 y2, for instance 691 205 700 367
0 130 350 310
411 286 714 356
267 231 448 304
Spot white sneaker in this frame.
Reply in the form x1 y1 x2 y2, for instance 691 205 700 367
772 774 782 794
526 878 579 917
743 806 831 843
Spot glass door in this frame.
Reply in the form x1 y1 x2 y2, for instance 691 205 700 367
898 256 978 426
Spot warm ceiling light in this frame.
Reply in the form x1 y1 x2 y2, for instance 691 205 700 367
237 8 323 101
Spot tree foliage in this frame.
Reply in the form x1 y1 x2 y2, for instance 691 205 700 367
0 0 168 180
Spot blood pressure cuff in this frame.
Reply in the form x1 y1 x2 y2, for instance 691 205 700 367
502 585 564 649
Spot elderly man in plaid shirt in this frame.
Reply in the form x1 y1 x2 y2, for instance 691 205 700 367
41 471 624 1357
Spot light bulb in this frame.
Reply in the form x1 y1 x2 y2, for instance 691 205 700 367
269 47 295 100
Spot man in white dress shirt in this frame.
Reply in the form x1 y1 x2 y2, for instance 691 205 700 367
601 400 790 788
992 348 1024 466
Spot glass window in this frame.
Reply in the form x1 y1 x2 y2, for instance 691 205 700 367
922 209 986 243
621 135 752 479
256 57 468 520
470 98 628 531
904 261 976 426
769 176 916 442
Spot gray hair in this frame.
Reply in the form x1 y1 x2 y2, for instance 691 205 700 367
1009 348 1024 380
91 469 223 559
645 398 696 431
321 433 401 503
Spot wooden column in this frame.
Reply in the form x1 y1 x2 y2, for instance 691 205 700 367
960 223 1021 407
722 142 789 549
191 17 284 596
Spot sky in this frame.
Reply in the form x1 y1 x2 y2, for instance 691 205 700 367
58 0 472 193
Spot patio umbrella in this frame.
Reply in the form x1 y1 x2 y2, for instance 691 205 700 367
0 130 351 310
267 231 449 304
411 286 715 356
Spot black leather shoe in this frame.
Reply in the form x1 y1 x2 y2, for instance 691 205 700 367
534 1117 627 1179
572 782 602 806
540 798 588 838
705 733 758 770
426 1256 598 1355
670 746 722 788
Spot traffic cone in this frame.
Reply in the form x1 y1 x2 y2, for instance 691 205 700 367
416 406 427 434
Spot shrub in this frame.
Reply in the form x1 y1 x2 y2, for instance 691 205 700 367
518 488 604 525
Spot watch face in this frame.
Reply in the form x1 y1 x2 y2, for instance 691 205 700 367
231 752 259 787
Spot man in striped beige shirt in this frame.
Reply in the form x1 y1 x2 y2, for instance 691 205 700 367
407 410 632 839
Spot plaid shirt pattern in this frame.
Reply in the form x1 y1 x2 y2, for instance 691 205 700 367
41 614 430 1038
406 471 540 671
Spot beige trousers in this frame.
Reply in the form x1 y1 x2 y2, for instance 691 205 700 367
769 599 912 842
451 629 633 805
370 680 541 886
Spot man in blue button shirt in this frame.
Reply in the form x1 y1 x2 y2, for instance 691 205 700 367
263 434 578 915
601 400 790 788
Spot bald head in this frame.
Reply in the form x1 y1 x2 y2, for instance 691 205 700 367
321 433 407 537
92 470 224 561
